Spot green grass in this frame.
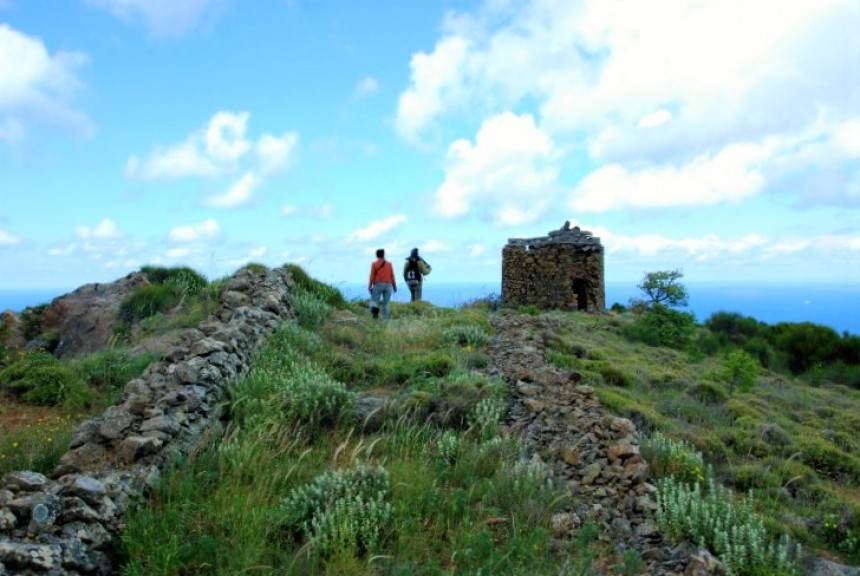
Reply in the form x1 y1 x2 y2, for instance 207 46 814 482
5 266 859 572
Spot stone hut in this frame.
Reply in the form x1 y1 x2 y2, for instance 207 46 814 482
502 222 605 312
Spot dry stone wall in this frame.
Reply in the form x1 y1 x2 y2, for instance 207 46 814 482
502 223 605 312
0 267 296 576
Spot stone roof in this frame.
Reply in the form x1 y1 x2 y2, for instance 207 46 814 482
506 221 603 252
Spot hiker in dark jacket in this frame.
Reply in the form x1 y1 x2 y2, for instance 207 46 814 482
403 247 432 302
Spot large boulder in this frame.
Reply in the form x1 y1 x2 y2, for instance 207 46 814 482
39 272 150 358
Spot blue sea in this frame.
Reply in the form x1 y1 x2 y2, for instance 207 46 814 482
2 281 858 336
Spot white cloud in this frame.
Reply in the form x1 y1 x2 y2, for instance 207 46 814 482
348 215 408 242
396 0 860 208
468 244 485 257
249 246 267 258
87 0 226 37
169 218 220 242
204 172 258 208
166 247 192 259
354 76 380 98
126 111 252 180
0 228 21 246
205 111 250 162
396 35 470 142
435 112 559 225
48 243 77 256
256 132 298 174
282 203 333 218
75 218 121 239
569 142 770 212
127 111 300 208
0 24 90 143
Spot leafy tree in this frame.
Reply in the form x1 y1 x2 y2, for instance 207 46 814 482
722 349 758 394
637 269 689 309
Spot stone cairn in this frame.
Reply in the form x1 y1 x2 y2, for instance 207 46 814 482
0 267 296 575
502 222 605 313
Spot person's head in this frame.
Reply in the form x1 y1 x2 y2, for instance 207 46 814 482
376 248 385 259
410 247 419 258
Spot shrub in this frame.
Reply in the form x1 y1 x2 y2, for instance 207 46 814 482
0 351 92 407
20 304 48 341
273 464 393 557
722 349 759 394
443 324 490 349
273 360 354 428
140 265 207 293
773 322 842 375
290 288 333 330
283 263 347 309
656 475 802 575
687 381 728 404
77 347 156 390
468 397 507 441
644 431 705 483
119 284 182 324
623 304 695 349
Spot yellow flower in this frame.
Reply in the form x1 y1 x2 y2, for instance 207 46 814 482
12 442 18 449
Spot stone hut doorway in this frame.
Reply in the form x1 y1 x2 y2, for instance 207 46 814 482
573 278 588 311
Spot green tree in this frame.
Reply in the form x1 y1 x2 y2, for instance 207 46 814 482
637 269 689 309
722 349 758 394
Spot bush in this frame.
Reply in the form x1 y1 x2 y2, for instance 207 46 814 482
273 464 393 557
119 283 182 324
290 288 333 330
722 349 759 394
20 304 48 341
140 265 207 294
656 475 802 575
77 347 156 390
0 351 92 407
624 305 695 349
773 322 842 375
443 324 490 349
644 431 705 483
283 263 347 309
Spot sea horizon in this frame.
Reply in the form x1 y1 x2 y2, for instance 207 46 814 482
1 280 858 336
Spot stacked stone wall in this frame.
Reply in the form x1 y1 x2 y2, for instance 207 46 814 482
0 267 296 575
502 225 605 312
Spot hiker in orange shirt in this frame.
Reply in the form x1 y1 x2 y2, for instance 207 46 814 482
368 248 397 319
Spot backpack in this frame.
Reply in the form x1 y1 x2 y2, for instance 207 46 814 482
404 258 421 283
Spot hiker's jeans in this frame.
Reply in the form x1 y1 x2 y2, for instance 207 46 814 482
371 282 393 319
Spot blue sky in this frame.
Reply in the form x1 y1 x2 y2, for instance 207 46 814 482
1 0 858 292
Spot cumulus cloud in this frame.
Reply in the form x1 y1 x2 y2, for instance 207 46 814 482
126 111 251 180
256 132 299 174
354 76 380 98
204 172 259 208
0 24 90 143
169 218 220 242
396 35 470 142
75 218 121 239
127 111 299 207
398 0 859 208
281 203 333 218
348 215 408 242
0 228 21 246
434 112 560 225
569 142 770 212
87 0 226 37
48 243 76 256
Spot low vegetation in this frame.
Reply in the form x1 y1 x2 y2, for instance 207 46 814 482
1 266 858 574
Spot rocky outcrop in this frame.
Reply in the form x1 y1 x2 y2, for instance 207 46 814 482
42 272 151 359
0 267 296 575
